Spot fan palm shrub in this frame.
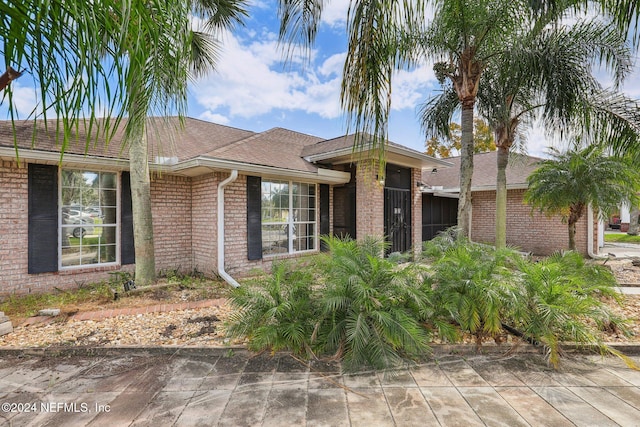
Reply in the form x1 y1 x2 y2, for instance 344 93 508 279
507 251 634 368
224 262 318 356
423 234 521 348
316 236 433 371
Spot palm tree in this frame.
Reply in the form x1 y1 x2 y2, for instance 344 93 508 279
278 0 535 239
524 145 640 250
104 1 247 285
1 1 123 145
478 18 636 249
2 1 248 285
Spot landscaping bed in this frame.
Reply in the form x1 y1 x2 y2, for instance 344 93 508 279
1 254 639 353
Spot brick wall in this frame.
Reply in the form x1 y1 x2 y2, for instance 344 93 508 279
356 161 384 239
150 173 193 273
0 162 195 296
221 173 323 277
0 161 138 296
471 189 591 256
191 173 219 275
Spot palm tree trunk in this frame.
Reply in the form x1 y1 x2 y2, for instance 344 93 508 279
128 123 156 286
495 145 509 249
458 101 475 238
568 221 577 251
628 206 640 235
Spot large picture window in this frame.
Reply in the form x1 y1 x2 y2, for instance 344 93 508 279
261 180 316 256
60 170 118 268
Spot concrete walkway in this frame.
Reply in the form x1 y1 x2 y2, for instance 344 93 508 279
0 348 639 426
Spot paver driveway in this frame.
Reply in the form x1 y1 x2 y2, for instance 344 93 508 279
0 348 639 426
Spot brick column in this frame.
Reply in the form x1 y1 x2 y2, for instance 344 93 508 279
355 160 385 239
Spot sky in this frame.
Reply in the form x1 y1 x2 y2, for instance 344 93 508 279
5 0 640 158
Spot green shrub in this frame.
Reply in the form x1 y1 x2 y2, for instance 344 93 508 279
316 236 432 371
508 251 632 368
224 232 636 371
224 262 318 356
424 236 520 347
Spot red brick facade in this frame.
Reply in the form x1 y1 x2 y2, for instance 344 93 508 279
150 173 193 272
191 173 219 274
470 189 592 256
355 161 385 239
2 158 423 296
1 161 136 295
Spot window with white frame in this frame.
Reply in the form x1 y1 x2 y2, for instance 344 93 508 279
60 170 118 268
261 180 316 256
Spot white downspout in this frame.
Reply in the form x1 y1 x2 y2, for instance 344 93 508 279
218 170 240 287
587 204 606 259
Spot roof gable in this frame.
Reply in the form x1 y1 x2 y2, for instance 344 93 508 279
422 151 542 191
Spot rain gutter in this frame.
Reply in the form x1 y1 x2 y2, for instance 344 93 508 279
218 170 240 287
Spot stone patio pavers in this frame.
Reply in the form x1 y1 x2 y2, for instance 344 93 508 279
495 386 574 427
0 349 639 426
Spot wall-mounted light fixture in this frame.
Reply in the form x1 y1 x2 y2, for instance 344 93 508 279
431 168 438 174
416 181 429 192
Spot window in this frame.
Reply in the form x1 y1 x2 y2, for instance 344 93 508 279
261 180 316 256
60 170 118 268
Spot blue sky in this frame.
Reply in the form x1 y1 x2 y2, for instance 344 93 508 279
186 0 440 154
6 0 640 158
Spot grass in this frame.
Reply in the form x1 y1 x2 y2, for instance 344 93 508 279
0 282 114 319
0 270 230 322
604 233 640 243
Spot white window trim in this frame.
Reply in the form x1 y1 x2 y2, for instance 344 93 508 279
262 180 318 258
58 169 121 270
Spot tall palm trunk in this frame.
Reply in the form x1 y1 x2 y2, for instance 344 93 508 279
495 144 509 248
628 206 640 235
128 122 156 286
453 49 482 239
567 203 585 251
458 101 475 238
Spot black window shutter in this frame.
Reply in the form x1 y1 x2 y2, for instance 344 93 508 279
28 164 58 273
319 184 330 251
120 172 135 265
247 175 262 260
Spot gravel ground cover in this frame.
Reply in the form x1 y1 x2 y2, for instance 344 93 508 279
1 261 639 349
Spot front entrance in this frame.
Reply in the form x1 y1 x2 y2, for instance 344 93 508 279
384 187 411 253
422 194 458 241
384 164 412 254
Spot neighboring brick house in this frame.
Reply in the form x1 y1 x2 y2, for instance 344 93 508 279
420 151 601 257
0 118 449 296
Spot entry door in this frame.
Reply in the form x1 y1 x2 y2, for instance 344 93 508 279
422 195 458 241
384 188 411 253
333 184 356 239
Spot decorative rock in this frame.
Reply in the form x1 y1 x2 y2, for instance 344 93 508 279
38 308 61 317
0 321 13 336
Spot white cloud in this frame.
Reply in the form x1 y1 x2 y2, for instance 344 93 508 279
320 0 350 28
190 22 441 125
191 29 343 119
198 111 230 124
3 82 39 118
391 65 437 111
318 52 345 77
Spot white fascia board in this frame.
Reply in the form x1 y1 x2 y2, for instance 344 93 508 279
170 157 352 184
1 147 352 184
304 145 453 168
0 147 130 170
470 184 529 192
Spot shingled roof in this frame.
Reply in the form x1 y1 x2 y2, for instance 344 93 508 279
0 117 446 183
0 117 255 162
422 151 542 191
